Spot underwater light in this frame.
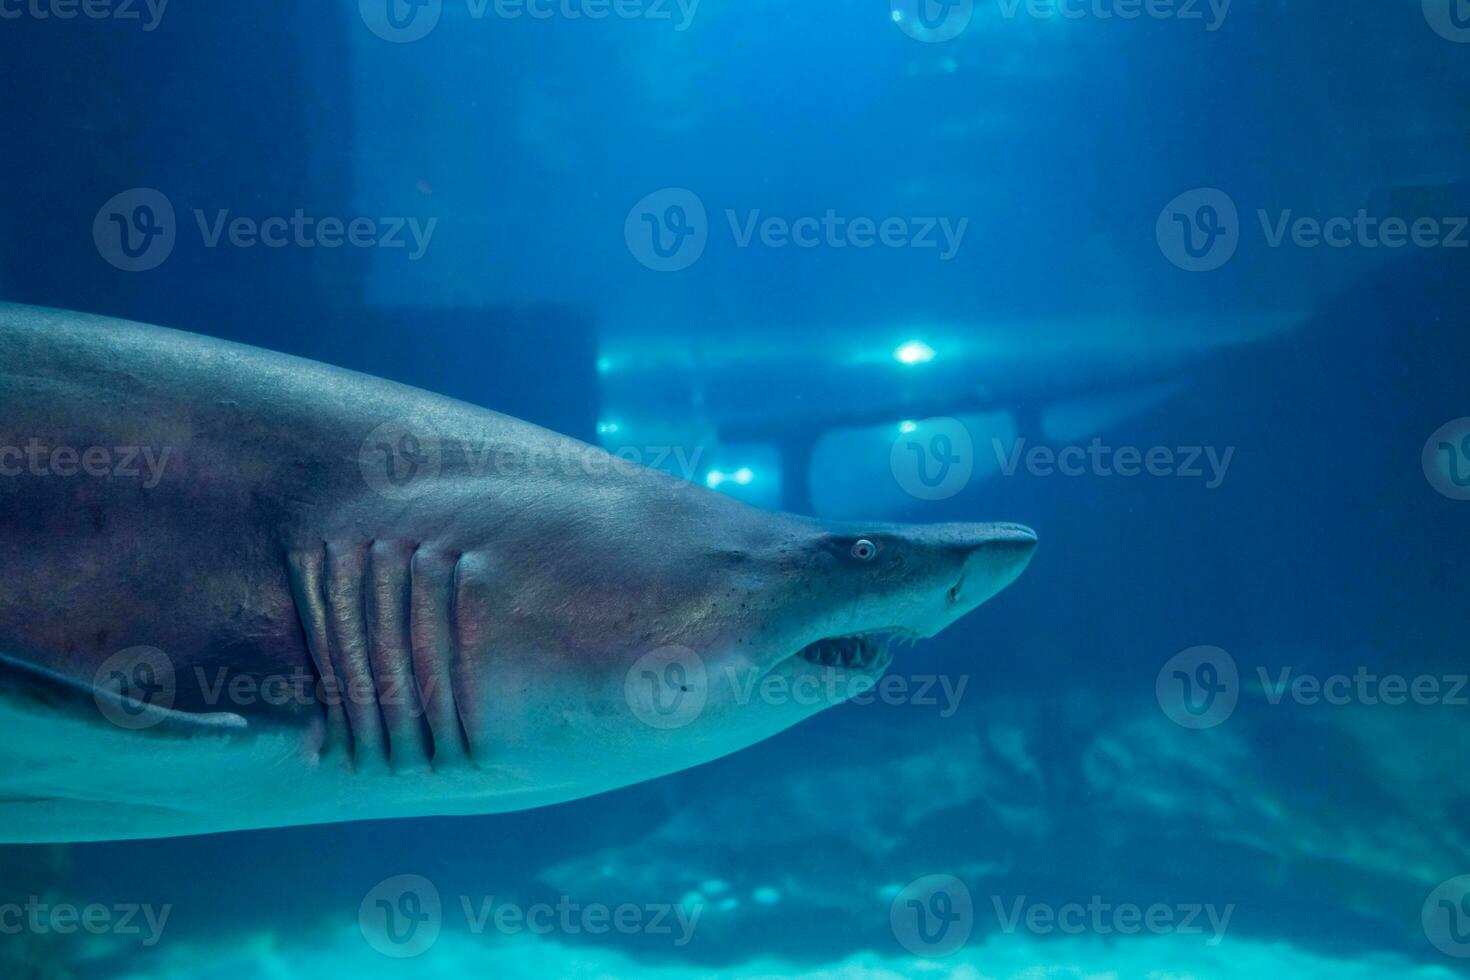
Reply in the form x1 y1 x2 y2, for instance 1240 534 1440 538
596 421 621 435
706 467 756 489
898 420 918 434
893 340 935 365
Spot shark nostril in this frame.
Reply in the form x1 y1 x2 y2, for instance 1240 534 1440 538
947 583 960 605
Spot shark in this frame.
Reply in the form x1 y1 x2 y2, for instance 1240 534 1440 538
0 303 1036 842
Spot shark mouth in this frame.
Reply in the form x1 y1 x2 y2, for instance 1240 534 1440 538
794 634 895 672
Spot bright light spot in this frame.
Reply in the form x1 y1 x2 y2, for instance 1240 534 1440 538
890 9 903 22
898 420 918 434
894 340 936 365
708 467 755 489
752 887 781 905
596 421 620 435
595 356 612 374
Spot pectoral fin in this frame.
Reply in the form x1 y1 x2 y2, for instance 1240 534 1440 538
0 652 247 738
0 652 258 842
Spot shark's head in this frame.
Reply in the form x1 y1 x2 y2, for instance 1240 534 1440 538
462 460 1036 803
653 511 1037 755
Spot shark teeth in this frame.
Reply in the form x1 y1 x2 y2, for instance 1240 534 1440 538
795 635 892 671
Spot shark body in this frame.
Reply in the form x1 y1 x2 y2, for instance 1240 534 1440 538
0 304 1035 842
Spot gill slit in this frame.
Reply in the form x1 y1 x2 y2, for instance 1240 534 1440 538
288 540 480 775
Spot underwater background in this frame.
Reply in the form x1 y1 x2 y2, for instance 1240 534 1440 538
3 0 1470 976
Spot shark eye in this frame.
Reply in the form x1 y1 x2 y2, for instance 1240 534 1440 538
850 539 878 561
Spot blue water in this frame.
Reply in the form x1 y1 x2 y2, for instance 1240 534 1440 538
3 1 1470 976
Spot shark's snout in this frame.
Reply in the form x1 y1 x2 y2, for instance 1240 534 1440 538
893 521 1036 636
949 522 1037 609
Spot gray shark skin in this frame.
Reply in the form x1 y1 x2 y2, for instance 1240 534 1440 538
0 303 1035 842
